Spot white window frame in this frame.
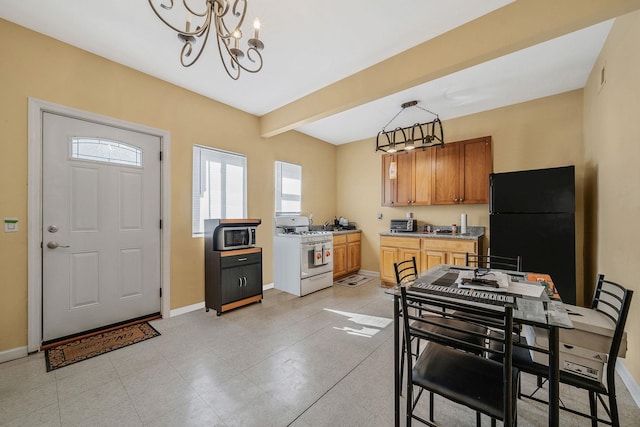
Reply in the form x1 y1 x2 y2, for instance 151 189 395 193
193 145 247 236
275 161 302 216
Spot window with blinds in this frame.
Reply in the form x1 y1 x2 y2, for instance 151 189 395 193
192 145 247 236
275 161 302 215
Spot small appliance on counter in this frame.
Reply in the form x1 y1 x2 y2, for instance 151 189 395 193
390 218 417 232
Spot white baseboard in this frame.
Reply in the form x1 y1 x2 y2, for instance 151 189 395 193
169 301 205 317
617 359 640 408
263 282 274 290
0 346 28 364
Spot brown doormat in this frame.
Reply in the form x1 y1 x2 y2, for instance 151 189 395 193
44 322 160 371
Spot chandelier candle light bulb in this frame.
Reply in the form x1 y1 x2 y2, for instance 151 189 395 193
253 18 260 39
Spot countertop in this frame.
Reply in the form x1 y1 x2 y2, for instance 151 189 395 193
332 229 361 235
380 225 484 240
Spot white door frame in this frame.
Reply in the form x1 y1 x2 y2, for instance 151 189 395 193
27 98 171 352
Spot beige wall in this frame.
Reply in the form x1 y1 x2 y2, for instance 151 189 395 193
0 19 336 352
337 90 585 302
583 10 640 382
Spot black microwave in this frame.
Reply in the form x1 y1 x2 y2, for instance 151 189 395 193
215 226 256 250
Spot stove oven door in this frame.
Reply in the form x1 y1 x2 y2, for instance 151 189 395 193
301 241 333 278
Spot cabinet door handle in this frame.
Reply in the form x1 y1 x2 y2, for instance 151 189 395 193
238 277 243 287
243 276 247 286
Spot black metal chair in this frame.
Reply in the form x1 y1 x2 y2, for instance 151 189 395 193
515 274 633 427
395 257 418 286
394 257 488 394
394 257 419 391
400 286 519 427
466 253 523 272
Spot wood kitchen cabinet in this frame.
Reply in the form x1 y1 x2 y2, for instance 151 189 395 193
205 247 263 316
379 236 421 285
333 234 348 278
432 136 492 205
420 238 480 271
379 235 481 285
333 232 362 280
381 149 432 206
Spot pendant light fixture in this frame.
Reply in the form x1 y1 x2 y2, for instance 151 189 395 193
376 101 444 152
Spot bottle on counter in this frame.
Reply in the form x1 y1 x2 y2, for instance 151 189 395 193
451 224 457 234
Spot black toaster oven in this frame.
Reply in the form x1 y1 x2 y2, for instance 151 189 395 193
390 219 417 232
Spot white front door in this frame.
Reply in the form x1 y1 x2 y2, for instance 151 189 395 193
42 112 161 341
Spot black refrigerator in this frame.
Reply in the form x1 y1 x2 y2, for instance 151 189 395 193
489 165 576 304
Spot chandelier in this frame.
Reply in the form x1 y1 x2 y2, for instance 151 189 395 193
148 0 264 80
375 101 444 153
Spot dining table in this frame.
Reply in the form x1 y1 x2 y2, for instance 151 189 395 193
387 264 574 427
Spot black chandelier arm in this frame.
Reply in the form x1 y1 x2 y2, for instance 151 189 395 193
231 0 247 24
181 16 213 67
149 0 209 36
215 29 263 79
214 0 246 39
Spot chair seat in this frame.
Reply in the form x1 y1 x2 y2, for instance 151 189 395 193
413 342 519 420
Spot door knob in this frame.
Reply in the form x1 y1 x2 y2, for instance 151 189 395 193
46 241 70 249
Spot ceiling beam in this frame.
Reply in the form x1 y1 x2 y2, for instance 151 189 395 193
260 0 640 139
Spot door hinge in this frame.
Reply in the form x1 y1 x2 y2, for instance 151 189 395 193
159 151 163 161
160 288 162 298
160 219 163 229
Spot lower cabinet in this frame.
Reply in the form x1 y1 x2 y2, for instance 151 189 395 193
379 235 481 285
379 236 421 285
421 238 479 271
205 247 263 316
333 232 362 280
347 233 361 273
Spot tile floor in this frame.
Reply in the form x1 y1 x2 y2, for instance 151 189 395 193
1 277 639 426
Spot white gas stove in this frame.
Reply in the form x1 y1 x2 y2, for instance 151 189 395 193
274 216 333 296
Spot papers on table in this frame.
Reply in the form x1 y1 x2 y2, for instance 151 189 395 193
455 270 544 298
509 281 545 298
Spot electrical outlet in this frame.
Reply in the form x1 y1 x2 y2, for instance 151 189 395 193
4 218 18 232
377 213 383 220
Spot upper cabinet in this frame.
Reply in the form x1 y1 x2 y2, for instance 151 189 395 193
381 136 493 206
432 136 493 205
381 149 433 206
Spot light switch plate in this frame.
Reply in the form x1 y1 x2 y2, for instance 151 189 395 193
4 218 18 232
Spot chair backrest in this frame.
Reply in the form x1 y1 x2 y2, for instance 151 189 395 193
394 257 417 284
400 286 515 423
466 253 522 272
590 274 633 366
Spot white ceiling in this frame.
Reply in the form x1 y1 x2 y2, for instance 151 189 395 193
0 0 613 145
